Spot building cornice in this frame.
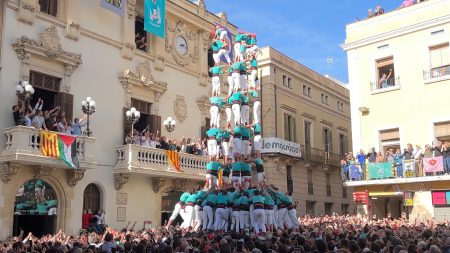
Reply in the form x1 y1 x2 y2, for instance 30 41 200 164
342 14 450 51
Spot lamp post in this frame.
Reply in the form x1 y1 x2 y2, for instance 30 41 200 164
81 97 96 137
126 107 140 144
163 117 176 138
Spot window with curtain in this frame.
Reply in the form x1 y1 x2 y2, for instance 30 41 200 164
284 114 296 142
430 43 450 78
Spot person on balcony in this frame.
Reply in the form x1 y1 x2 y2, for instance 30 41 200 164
367 147 377 163
32 110 47 130
374 4 385 16
72 115 87 136
443 141 450 174
394 149 404 178
403 143 414 160
356 149 366 179
378 68 392 89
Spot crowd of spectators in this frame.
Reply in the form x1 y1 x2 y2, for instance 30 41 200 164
367 1 428 19
341 142 450 181
11 98 86 136
2 214 450 253
124 129 209 156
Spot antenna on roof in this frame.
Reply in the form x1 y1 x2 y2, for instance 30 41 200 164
326 56 334 77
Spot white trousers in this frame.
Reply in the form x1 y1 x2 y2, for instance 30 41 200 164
181 205 194 229
232 73 241 92
257 172 265 184
231 210 240 232
227 76 234 95
265 209 274 226
242 140 250 156
202 205 214 230
194 205 202 230
212 76 221 95
253 100 261 124
210 106 219 128
234 42 241 59
214 208 228 231
240 74 247 91
288 208 300 228
221 141 230 156
219 30 228 40
231 104 241 125
169 203 182 221
254 135 262 151
213 49 231 64
207 139 218 156
225 107 232 124
232 137 242 154
241 105 249 125
239 210 249 229
248 70 258 89
253 208 267 233
246 45 260 55
278 207 288 229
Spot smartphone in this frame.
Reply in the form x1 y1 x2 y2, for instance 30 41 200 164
237 241 243 252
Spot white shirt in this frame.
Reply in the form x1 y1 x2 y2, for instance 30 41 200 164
48 207 57 215
413 148 423 160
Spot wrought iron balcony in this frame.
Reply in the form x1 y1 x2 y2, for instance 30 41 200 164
0 126 96 170
370 77 400 93
423 65 450 81
114 145 207 181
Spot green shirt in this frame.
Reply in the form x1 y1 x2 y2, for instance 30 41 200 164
186 193 198 203
217 193 229 205
232 162 241 172
255 158 263 166
244 188 256 197
254 123 261 134
210 66 224 75
239 196 250 206
206 128 220 138
215 28 224 37
241 162 251 173
248 90 259 99
180 192 190 202
212 40 224 51
228 91 242 104
264 194 275 205
252 195 265 204
250 59 258 68
206 161 221 171
196 190 207 200
241 94 250 104
236 33 244 42
202 193 218 206
210 97 224 108
233 126 242 136
222 163 231 173
221 130 231 140
241 127 251 138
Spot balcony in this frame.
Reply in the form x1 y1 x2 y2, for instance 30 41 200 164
0 126 96 170
342 160 450 187
424 65 450 84
114 145 207 181
370 77 400 94
302 146 341 168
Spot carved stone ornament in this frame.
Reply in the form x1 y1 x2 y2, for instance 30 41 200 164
65 20 81 41
173 95 187 123
151 178 172 192
165 21 199 66
154 55 165 72
198 73 208 87
118 60 168 94
196 95 210 126
17 0 36 24
66 169 85 187
218 12 228 26
200 30 211 52
127 0 136 19
34 166 53 178
0 162 19 184
121 42 135 60
12 25 82 81
196 0 206 18
114 173 129 191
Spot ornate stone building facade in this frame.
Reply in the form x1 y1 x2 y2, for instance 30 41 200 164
0 0 234 238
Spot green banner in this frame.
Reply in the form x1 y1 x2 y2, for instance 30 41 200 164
144 0 165 38
368 162 393 179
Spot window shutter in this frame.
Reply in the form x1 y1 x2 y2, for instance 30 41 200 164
55 92 73 121
292 117 297 143
149 114 161 135
430 44 449 69
284 114 289 141
328 130 333 153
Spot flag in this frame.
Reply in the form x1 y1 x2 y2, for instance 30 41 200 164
368 162 393 179
218 169 223 189
216 26 233 63
349 164 362 180
423 156 444 172
402 159 416 177
100 0 126 16
144 0 165 38
166 150 181 172
41 131 78 169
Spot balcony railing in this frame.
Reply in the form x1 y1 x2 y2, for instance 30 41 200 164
115 145 207 180
1 126 96 169
342 159 450 186
302 145 341 168
370 77 400 92
423 65 450 80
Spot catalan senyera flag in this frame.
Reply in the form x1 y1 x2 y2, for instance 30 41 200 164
41 131 78 169
218 169 223 189
166 150 181 172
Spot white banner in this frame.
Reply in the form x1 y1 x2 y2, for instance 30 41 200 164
261 138 301 158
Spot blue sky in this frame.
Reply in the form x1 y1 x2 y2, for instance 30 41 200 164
203 1 402 83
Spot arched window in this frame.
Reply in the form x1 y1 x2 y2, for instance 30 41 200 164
83 184 101 212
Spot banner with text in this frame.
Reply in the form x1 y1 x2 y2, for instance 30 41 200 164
144 0 166 38
402 159 416 177
368 162 393 179
100 0 126 16
261 138 301 158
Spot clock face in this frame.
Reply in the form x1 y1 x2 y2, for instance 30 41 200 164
175 36 188 56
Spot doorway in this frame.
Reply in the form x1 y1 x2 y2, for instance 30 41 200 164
161 191 183 227
13 179 58 237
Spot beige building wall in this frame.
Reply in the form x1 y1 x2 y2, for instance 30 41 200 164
343 0 450 152
0 0 233 238
258 47 354 216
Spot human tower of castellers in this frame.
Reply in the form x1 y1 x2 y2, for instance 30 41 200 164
165 26 300 235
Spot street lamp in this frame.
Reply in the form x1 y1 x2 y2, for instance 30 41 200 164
163 117 176 133
126 107 140 144
81 97 96 137
15 81 35 105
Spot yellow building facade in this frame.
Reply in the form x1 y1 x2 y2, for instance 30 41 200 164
342 0 450 220
258 47 354 217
